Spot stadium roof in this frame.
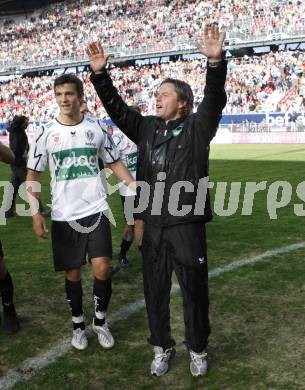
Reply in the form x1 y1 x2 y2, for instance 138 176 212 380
0 0 62 15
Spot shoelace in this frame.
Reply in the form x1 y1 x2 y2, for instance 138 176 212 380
154 348 171 364
190 351 207 365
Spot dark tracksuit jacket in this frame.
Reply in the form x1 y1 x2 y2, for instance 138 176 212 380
7 129 29 213
91 60 227 352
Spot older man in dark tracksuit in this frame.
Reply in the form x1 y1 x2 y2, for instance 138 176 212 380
88 25 227 377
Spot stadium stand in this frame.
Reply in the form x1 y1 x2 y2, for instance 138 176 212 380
0 0 304 127
0 0 304 70
0 51 304 122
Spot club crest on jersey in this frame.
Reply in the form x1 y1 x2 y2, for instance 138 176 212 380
85 129 96 146
86 130 94 142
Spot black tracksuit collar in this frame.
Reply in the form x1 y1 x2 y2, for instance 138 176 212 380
154 116 186 147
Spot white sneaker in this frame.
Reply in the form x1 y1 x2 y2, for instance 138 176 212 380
150 346 176 376
190 350 208 376
92 320 114 349
71 328 88 350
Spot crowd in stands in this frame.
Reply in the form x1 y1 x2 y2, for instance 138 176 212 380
0 0 305 68
0 0 304 122
0 50 304 124
226 50 305 113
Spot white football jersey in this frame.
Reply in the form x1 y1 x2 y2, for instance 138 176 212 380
27 116 119 221
112 127 137 196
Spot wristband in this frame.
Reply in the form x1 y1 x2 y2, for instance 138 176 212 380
208 58 222 68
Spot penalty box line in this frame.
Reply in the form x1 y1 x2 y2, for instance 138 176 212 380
1 241 305 389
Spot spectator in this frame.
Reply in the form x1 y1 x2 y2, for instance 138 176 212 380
5 115 47 218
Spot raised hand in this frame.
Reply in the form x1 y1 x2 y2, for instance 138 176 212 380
196 24 225 60
87 42 110 74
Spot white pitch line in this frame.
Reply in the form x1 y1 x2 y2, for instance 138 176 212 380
209 242 305 278
1 241 305 389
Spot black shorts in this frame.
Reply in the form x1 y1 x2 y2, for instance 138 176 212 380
120 195 136 225
51 212 112 272
0 240 4 258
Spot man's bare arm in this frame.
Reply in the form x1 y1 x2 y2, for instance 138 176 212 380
109 160 136 192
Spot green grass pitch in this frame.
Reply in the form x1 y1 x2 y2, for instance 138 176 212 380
0 144 305 389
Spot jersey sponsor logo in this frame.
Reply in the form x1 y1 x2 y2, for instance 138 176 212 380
85 117 95 123
126 152 137 171
52 147 99 181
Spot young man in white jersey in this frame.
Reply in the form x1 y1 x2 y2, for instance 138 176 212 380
26 74 135 351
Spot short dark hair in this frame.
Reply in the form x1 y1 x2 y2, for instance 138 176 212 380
54 74 84 98
160 78 194 117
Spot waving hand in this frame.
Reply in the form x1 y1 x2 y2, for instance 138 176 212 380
87 42 110 74
196 24 225 60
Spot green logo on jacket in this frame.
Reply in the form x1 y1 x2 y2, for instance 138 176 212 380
172 125 183 137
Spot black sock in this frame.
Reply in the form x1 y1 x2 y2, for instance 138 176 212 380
119 238 133 257
93 278 112 326
0 271 15 313
65 279 85 330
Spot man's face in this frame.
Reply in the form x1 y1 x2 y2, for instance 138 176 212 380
106 125 113 135
155 82 185 122
80 101 89 114
55 83 81 117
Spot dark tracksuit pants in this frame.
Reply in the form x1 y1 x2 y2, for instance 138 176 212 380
141 222 210 353
8 166 26 213
7 166 43 213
